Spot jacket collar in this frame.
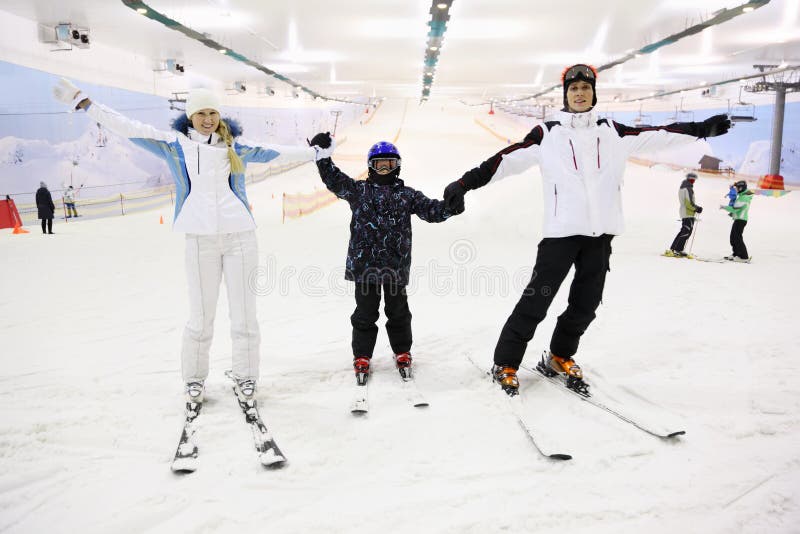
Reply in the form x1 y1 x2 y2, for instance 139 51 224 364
188 128 222 145
554 109 597 129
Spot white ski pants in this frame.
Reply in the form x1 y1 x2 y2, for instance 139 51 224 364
181 230 260 383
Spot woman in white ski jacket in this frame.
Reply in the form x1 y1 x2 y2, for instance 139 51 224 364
53 79 314 401
443 64 731 395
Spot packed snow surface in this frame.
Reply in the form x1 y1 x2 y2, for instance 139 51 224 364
1 100 798 533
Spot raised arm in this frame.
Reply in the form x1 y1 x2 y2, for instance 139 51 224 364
410 190 458 223
53 79 175 144
443 124 545 211
308 132 357 201
236 140 315 165
611 114 730 155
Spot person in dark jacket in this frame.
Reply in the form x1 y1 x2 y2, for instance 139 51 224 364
442 63 731 396
665 172 703 257
35 181 55 234
308 132 461 383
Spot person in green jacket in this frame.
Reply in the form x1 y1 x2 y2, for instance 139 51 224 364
721 180 753 262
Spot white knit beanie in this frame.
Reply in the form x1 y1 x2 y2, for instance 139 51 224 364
185 88 221 119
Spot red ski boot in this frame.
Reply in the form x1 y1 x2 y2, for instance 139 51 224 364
353 356 371 386
394 352 413 379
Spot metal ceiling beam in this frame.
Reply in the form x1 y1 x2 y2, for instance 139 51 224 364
120 0 363 104
504 0 772 104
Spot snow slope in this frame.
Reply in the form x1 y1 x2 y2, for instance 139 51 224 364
1 99 799 534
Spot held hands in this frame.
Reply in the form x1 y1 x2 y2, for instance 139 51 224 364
695 206 703 214
52 78 85 110
443 179 467 213
307 132 334 161
701 114 731 138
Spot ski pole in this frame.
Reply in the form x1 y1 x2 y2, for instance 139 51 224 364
688 217 700 255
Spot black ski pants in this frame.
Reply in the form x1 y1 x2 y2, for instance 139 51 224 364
40 218 53 234
730 219 748 259
494 234 613 369
351 281 412 358
670 217 695 252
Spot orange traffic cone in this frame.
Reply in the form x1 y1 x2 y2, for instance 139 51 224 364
12 222 29 234
159 215 164 224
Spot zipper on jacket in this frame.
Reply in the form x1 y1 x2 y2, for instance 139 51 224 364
197 146 200 174
596 137 600 169
568 139 578 170
554 184 558 216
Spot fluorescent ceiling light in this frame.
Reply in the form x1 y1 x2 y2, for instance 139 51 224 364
437 3 449 9
160 7 251 30
219 49 227 54
136 8 147 14
743 6 754 12
263 63 311 74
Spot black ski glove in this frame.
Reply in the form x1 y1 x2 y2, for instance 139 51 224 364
307 132 332 149
443 180 467 213
695 206 703 214
700 114 731 138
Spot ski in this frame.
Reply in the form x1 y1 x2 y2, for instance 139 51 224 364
226 372 287 468
397 369 429 408
171 401 202 473
691 256 727 263
465 354 571 461
520 364 686 440
350 381 369 414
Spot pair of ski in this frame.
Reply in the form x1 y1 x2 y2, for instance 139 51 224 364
661 251 729 263
470 355 685 461
171 371 287 473
350 365 429 414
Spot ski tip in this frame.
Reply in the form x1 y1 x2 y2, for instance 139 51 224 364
665 430 687 438
549 453 573 461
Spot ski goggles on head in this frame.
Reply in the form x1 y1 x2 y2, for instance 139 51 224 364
368 157 400 172
563 64 596 84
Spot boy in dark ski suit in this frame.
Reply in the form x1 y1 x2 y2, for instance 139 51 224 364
308 133 461 381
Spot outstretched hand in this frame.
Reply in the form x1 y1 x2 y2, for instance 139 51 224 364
307 132 335 160
52 78 83 108
307 131 332 149
701 114 731 138
443 180 467 213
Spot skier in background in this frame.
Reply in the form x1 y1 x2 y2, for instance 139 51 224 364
443 63 732 396
721 180 753 262
308 133 461 385
35 181 55 234
63 185 80 218
726 183 738 207
665 172 703 258
53 78 314 403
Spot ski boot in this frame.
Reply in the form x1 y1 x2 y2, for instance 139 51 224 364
394 352 413 379
353 356 371 386
185 381 205 403
491 364 519 397
233 377 257 402
538 351 590 396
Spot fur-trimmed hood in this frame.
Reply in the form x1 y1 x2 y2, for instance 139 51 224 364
170 115 243 138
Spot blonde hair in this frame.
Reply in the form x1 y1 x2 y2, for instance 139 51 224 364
216 119 245 174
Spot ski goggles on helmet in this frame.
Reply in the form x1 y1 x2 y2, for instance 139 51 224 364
368 157 400 173
562 64 596 84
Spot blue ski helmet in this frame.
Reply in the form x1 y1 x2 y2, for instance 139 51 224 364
367 141 400 162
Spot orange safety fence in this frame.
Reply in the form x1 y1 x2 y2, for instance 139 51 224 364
282 189 338 222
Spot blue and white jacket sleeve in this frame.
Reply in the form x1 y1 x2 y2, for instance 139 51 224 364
236 139 315 165
84 102 176 157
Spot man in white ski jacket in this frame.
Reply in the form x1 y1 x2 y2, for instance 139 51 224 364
443 64 731 395
53 79 315 402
